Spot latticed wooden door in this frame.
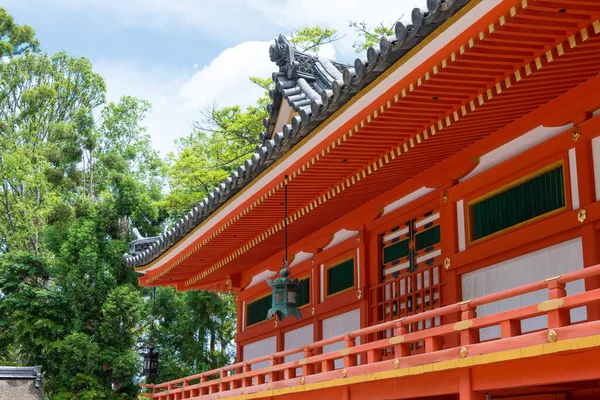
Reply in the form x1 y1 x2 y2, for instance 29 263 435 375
370 209 443 355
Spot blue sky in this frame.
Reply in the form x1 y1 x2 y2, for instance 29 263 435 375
4 0 420 155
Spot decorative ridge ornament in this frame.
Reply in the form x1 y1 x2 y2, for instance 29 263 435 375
266 176 302 322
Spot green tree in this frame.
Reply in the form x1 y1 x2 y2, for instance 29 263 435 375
0 7 39 57
0 51 105 252
158 77 271 217
349 20 400 53
289 26 339 53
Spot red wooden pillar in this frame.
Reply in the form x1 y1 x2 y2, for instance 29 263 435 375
547 279 570 328
441 181 461 348
458 369 486 400
578 118 600 321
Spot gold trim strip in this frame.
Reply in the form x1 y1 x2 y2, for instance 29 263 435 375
538 298 564 312
453 320 473 331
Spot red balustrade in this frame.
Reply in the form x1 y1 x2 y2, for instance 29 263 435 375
141 264 600 399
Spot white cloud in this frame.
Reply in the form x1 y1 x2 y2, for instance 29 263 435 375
95 41 274 156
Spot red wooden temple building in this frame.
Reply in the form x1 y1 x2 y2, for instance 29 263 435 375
127 0 600 398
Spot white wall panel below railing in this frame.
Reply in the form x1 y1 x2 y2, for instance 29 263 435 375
322 309 360 369
243 336 276 372
462 238 585 341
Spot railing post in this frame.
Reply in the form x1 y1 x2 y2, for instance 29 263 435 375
343 334 357 368
199 375 208 396
393 319 410 359
219 369 227 393
268 355 280 383
167 384 174 400
302 347 314 377
459 302 479 346
547 279 570 328
182 379 188 399
242 363 252 388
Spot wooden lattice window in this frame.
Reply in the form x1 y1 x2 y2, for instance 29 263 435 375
469 162 566 242
380 210 441 282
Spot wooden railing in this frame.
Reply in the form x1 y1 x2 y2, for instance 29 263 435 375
142 264 600 399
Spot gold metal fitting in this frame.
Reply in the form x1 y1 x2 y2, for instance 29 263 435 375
341 369 347 378
267 384 271 390
300 377 305 385
310 307 316 316
572 127 581 142
356 234 361 243
444 257 451 270
460 347 468 358
578 208 587 223
311 257 315 266
393 359 400 369
357 289 362 300
548 330 557 343
442 191 449 203
274 320 278 328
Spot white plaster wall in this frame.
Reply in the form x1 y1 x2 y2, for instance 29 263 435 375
322 309 361 368
460 124 572 182
243 336 276 371
284 324 314 376
462 238 585 341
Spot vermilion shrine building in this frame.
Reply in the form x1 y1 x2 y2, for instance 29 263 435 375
128 0 600 398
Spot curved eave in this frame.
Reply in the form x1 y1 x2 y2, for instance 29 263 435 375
126 0 473 272
136 0 600 290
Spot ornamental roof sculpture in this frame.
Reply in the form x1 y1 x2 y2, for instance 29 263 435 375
124 0 470 269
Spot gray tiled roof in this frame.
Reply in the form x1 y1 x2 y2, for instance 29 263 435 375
125 0 470 269
0 366 42 387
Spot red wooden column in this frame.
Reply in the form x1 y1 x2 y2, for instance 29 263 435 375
579 117 600 321
440 181 461 348
459 369 486 400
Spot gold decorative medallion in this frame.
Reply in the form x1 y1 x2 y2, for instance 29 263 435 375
572 127 581 142
341 369 347 378
394 359 400 369
357 289 363 300
356 234 361 243
444 257 451 270
548 330 557 343
310 307 316 316
300 377 305 385
460 347 468 358
442 191 449 203
578 208 587 223
274 320 278 328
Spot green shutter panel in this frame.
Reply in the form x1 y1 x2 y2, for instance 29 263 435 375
328 259 354 295
470 165 565 241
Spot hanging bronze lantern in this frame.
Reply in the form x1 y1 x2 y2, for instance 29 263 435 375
266 262 302 322
142 287 159 378
266 176 302 322
142 346 159 378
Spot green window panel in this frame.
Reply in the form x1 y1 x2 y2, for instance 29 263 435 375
327 258 355 295
415 225 441 251
471 165 565 241
296 278 310 307
247 294 272 326
383 239 410 264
